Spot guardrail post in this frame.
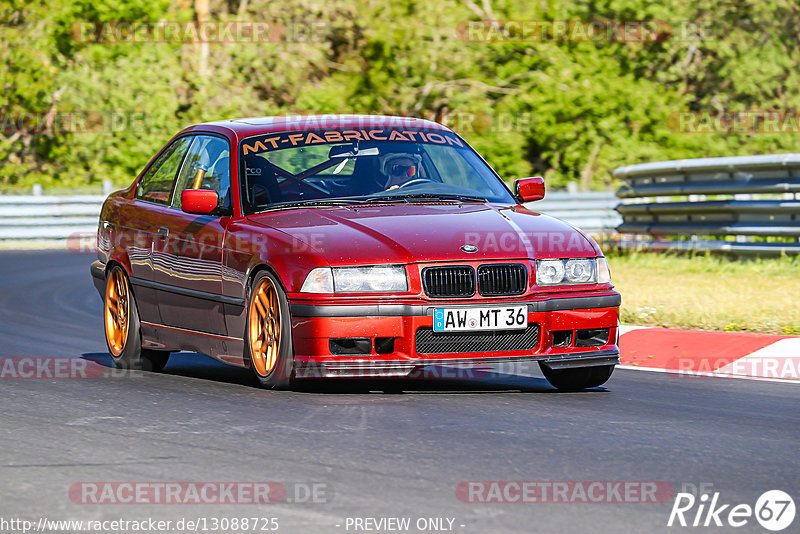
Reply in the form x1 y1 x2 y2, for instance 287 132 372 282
31 184 42 196
102 179 113 196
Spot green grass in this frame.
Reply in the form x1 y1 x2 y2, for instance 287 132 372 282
608 252 800 335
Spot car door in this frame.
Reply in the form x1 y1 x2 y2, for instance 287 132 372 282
128 136 193 323
151 134 232 335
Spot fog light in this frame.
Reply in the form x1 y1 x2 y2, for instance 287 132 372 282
552 330 573 348
375 337 396 354
575 328 609 347
329 338 371 355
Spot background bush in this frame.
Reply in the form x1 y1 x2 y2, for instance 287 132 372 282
1 0 798 190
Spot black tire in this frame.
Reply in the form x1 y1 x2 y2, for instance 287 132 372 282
245 270 294 389
540 363 615 391
104 265 170 372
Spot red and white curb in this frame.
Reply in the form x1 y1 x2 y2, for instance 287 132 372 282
618 326 800 383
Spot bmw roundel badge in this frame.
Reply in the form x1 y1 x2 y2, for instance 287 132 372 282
460 244 478 253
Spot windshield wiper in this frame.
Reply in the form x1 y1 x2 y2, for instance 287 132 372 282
366 193 487 204
254 198 369 213
253 193 487 213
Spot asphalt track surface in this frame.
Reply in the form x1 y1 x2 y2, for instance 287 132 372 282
0 250 798 534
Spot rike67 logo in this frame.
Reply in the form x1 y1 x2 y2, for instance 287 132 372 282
668 489 795 531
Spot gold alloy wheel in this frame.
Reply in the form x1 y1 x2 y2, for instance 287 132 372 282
104 269 130 357
249 277 282 377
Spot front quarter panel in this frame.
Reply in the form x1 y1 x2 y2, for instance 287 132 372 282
97 188 135 271
504 205 600 258
222 219 329 339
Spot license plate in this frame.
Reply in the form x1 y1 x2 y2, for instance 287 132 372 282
433 306 527 332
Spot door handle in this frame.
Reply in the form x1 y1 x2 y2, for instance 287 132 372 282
157 226 169 239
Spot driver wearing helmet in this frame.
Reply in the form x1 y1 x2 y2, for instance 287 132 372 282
382 153 423 190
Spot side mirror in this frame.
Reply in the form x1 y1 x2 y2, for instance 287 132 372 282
181 189 219 215
514 176 545 203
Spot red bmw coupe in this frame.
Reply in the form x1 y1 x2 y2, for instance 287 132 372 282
91 115 621 390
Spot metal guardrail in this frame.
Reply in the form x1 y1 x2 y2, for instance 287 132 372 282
0 196 104 240
525 191 620 232
613 154 800 256
0 190 619 241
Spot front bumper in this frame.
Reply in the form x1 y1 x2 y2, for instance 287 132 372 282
90 260 105 297
294 350 620 379
290 293 621 378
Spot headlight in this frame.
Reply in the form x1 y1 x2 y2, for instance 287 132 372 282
536 257 611 286
537 259 566 285
300 266 408 293
564 258 595 283
334 265 407 292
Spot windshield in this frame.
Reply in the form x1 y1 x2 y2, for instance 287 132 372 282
238 128 515 212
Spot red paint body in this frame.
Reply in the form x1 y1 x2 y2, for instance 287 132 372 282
91 115 620 378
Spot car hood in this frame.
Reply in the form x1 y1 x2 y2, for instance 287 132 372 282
246 203 599 265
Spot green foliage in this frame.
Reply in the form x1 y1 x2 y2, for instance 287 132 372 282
1 0 799 190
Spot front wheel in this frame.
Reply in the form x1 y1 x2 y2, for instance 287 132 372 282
540 363 615 391
245 271 294 389
104 265 170 372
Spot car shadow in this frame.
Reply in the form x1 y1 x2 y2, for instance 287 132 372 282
82 352 258 388
81 353 610 394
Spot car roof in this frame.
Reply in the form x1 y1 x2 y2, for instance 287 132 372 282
179 114 454 139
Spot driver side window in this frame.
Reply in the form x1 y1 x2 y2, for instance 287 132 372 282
171 135 232 213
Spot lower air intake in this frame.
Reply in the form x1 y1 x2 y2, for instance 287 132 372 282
415 325 539 354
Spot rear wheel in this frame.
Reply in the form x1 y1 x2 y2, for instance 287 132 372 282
104 265 170 371
246 271 293 389
540 363 615 391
